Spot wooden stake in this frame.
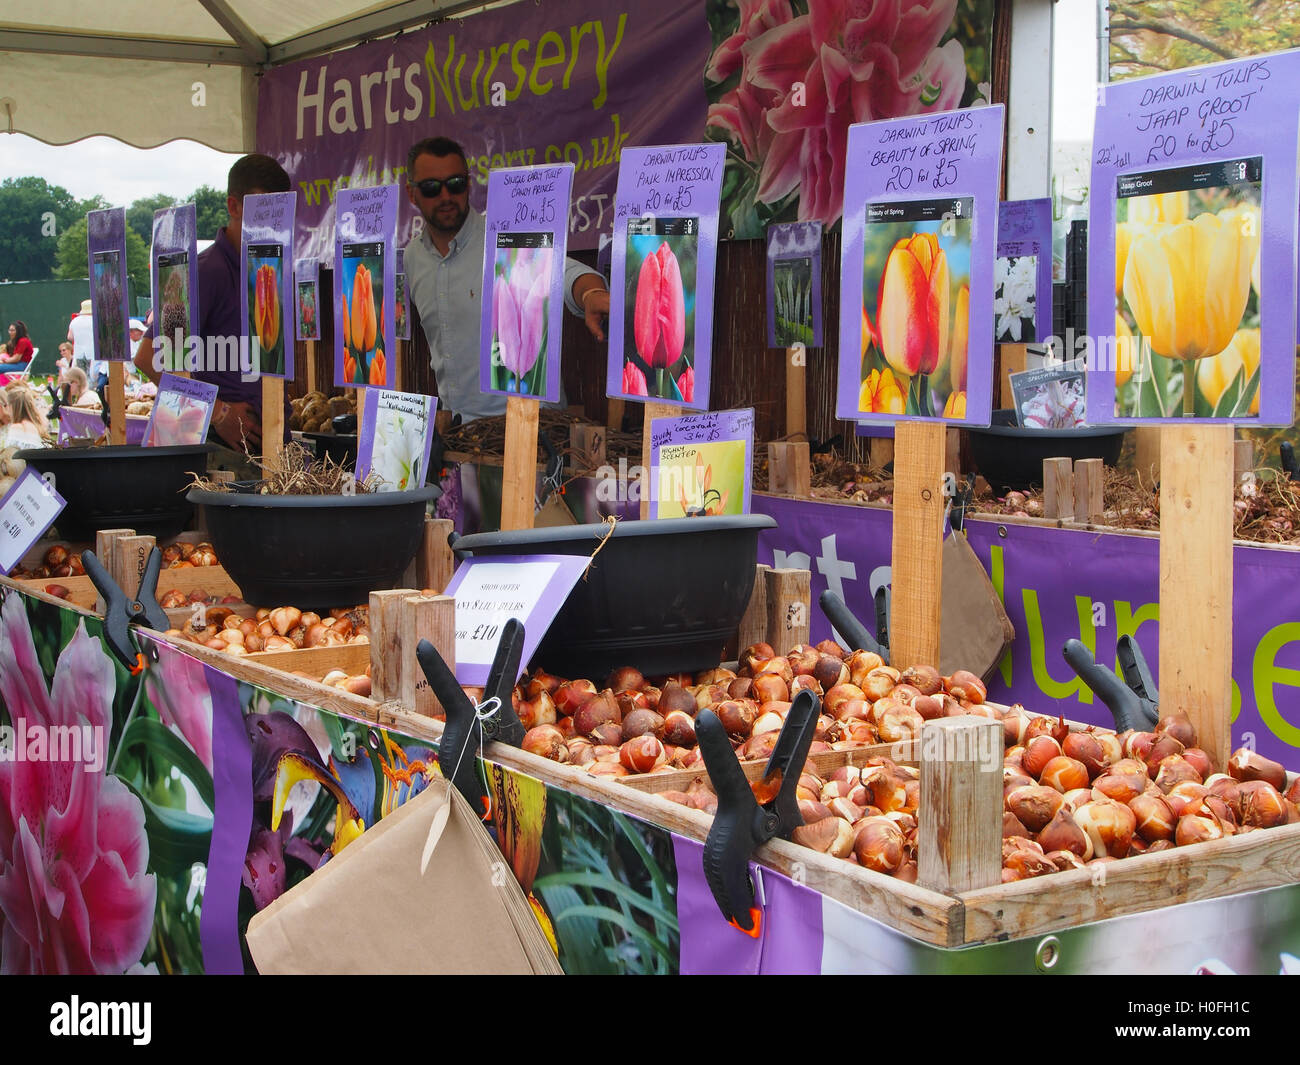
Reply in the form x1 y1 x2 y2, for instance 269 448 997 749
917 716 1003 895
261 377 285 474
1233 438 1255 483
113 535 156 596
369 588 420 702
94 528 135 612
1074 457 1104 523
399 594 457 718
640 402 677 520
108 362 127 445
944 427 962 480
394 338 404 392
889 421 945 669
998 343 1028 409
305 340 317 395
1159 424 1233 772
764 567 811 652
766 441 811 498
1042 456 1074 520
501 394 540 531
785 345 807 438
416 517 457 593
868 435 895 470
734 563 771 657
355 386 366 446
606 398 625 432
1134 426 1161 485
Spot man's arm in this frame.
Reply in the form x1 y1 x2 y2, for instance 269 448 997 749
565 259 610 342
134 336 161 384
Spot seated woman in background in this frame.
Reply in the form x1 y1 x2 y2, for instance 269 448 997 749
1 322 34 365
61 366 103 410
1 386 50 450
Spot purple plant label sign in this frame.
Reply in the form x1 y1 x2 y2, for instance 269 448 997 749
607 143 726 410
241 192 297 380
0 469 67 575
837 105 1004 427
648 407 754 519
355 388 438 492
151 204 200 352
334 184 399 389
442 554 590 685
766 222 823 349
87 207 131 363
294 258 321 342
143 372 219 447
395 248 411 342
480 163 574 403
995 198 1053 347
1087 50 1300 425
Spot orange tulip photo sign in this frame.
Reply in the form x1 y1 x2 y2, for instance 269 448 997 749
241 192 297 378
836 107 1004 426
334 185 399 389
1086 50 1300 426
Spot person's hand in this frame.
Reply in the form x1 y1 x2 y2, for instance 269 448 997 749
213 401 262 450
580 286 610 342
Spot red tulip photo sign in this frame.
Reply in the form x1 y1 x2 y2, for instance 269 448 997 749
294 258 320 343
607 143 726 409
836 106 1004 426
1086 50 1300 425
241 192 296 379
334 185 398 389
479 163 575 403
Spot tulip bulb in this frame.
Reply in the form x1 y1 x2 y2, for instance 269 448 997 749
853 817 906 874
522 725 569 762
1228 748 1288 792
621 708 664 741
1062 733 1108 780
619 735 667 774
656 681 695 717
1022 735 1064 779
1155 713 1197 748
1128 792 1176 842
1073 799 1136 858
1237 780 1289 828
1039 756 1090 794
1037 807 1092 859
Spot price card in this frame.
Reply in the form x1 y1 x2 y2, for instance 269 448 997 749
648 408 754 519
143 373 219 447
607 143 726 408
995 198 1053 347
0 469 68 575
335 185 399 389
241 191 297 378
479 163 574 402
1087 51 1300 424
836 106 1005 426
766 222 823 349
295 258 321 342
442 554 589 685
87 207 132 363
355 388 438 491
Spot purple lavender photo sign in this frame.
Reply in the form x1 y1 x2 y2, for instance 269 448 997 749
479 163 574 404
606 143 726 410
1087 50 1300 425
836 106 1004 427
151 204 199 349
766 222 823 349
995 198 1053 347
86 207 131 363
334 185 398 389
294 258 320 342
241 192 297 379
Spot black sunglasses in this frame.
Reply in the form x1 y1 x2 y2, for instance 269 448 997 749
413 174 469 197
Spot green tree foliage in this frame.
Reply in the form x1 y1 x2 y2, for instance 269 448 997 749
0 177 89 282
1109 0 1300 79
56 216 151 295
190 184 229 239
126 193 177 247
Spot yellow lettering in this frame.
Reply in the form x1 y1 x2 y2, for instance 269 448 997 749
530 31 566 95
1253 622 1300 746
592 14 626 109
509 39 530 100
563 22 593 90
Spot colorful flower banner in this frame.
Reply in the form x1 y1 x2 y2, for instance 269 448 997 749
241 192 297 379
995 198 1053 346
334 185 398 389
86 207 131 364
766 221 823 349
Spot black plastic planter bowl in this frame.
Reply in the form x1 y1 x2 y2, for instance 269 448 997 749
967 411 1127 494
451 514 778 678
188 485 440 609
16 444 216 541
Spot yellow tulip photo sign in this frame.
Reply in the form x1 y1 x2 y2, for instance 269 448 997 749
648 408 754 519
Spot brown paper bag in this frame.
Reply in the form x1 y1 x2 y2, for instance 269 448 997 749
246 778 562 975
534 489 578 528
939 530 1015 682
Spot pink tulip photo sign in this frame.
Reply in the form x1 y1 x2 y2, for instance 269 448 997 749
241 192 296 379
294 258 320 343
648 408 754 520
995 198 1053 346
836 106 1004 426
479 163 575 403
766 222 823 349
607 143 726 408
1086 50 1300 425
87 208 132 363
334 185 398 389
143 373 219 448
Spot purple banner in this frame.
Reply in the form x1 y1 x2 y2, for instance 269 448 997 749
86 207 131 363
143 373 219 448
753 493 1300 770
240 192 297 379
480 163 574 403
334 185 398 389
648 407 753 518
766 221 823 349
294 257 320 342
58 406 145 446
151 204 199 350
254 1 709 260
1087 50 1300 425
838 106 1005 426
995 198 1053 347
607 142 725 408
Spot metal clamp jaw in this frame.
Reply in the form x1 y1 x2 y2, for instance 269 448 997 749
697 689 820 934
818 588 890 663
81 547 170 672
1063 635 1160 732
416 617 526 818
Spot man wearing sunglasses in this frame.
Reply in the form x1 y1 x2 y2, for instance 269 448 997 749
404 136 610 422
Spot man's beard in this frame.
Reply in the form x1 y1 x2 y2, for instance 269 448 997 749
424 201 468 235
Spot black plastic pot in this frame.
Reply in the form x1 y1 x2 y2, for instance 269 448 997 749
16 444 215 541
188 485 440 609
300 431 359 469
967 411 1127 493
452 514 778 678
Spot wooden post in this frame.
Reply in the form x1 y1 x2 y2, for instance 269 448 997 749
1074 457 1104 523
108 362 127 445
998 343 1028 409
113 535 156 596
394 338 405 393
640 402 677 520
416 517 457 593
868 435 895 471
1134 426 1161 485
501 394 540 531
917 716 1003 894
944 427 962 480
1159 425 1233 772
763 567 811 652
369 588 420 702
766 441 811 498
399 594 457 718
1233 438 1254 483
1042 456 1074 520
734 563 771 656
355 386 366 446
305 340 317 395
570 423 606 475
786 344 807 439
261 377 285 473
606 398 625 432
889 422 945 669
94 528 135 611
